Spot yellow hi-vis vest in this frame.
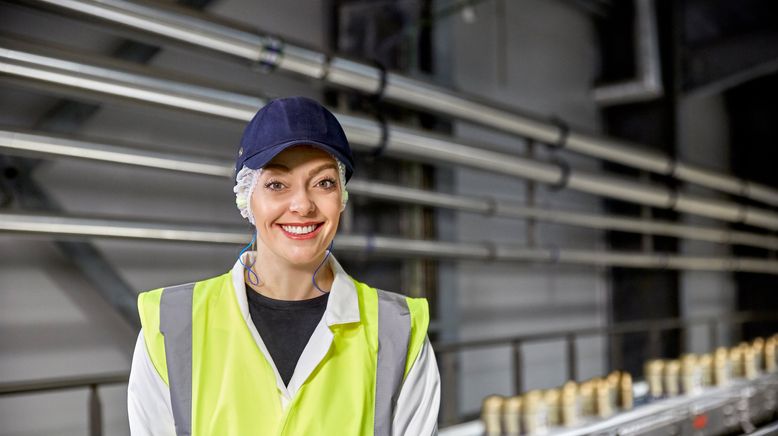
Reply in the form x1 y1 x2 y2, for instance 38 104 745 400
137 271 429 436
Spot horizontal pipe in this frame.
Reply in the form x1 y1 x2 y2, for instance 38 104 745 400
0 128 234 177
21 0 778 207
0 373 128 396
434 311 778 352
1 212 777 274
2 128 777 251
3 38 778 232
0 212 249 244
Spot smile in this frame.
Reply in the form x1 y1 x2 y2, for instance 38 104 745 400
278 222 324 239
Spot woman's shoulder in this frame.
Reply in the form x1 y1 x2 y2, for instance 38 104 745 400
137 270 231 297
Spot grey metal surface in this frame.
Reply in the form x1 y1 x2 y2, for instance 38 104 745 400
4 40 778 231
19 0 778 207
1 154 141 327
1 0 218 337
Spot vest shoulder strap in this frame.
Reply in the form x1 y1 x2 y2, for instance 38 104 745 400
159 282 195 436
373 288 430 436
137 282 197 436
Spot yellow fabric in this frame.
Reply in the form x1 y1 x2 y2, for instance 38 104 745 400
137 272 428 435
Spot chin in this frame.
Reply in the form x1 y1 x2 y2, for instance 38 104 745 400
282 247 330 267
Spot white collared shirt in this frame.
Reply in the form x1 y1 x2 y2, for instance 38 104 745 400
127 253 440 435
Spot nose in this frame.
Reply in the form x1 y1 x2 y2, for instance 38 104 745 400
288 187 315 215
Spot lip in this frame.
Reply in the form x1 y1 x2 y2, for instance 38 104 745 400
277 222 324 240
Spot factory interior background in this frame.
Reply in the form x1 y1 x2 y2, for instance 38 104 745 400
1 0 778 434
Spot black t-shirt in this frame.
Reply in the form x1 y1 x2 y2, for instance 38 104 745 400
245 284 329 386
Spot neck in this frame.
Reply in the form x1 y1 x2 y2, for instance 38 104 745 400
245 250 334 301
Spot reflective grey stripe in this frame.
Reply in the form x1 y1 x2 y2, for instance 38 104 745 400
159 282 195 436
374 289 412 436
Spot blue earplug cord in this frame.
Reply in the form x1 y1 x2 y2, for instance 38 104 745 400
238 232 334 294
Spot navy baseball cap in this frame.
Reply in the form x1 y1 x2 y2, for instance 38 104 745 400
235 96 355 181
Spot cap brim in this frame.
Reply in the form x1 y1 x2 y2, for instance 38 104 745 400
241 139 353 180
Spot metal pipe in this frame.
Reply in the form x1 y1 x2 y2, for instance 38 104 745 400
4 39 778 231
21 0 778 207
0 128 234 177
0 373 128 395
0 39 262 119
0 212 248 244
3 128 777 251
2 212 778 273
433 311 778 352
593 0 663 106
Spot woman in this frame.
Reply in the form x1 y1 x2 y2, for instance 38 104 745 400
127 96 440 435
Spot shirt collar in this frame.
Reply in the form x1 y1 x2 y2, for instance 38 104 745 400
230 251 361 327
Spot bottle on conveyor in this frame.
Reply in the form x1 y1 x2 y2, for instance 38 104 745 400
481 395 504 436
560 381 579 427
663 360 680 397
619 372 634 410
522 390 548 435
502 396 522 436
644 359 664 400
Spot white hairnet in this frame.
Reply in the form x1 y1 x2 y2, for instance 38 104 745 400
234 157 349 225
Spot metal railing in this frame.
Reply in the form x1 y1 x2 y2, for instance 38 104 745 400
0 372 128 436
433 311 778 425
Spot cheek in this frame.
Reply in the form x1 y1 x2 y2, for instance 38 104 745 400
320 195 343 222
251 194 283 225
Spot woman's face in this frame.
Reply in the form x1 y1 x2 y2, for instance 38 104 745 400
250 145 342 267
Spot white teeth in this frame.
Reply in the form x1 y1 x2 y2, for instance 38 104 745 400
281 224 317 235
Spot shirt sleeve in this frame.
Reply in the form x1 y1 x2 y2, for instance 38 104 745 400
392 337 441 436
127 330 177 436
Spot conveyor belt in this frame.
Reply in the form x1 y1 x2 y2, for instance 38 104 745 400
440 372 778 436
749 420 778 436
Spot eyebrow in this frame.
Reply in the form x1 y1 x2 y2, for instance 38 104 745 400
262 163 290 173
308 163 337 177
262 162 337 177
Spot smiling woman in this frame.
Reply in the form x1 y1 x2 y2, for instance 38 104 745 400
250 146 343 284
126 96 440 436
